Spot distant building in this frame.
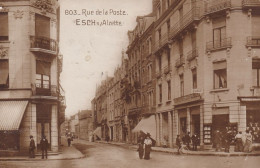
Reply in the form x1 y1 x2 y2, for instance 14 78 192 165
78 110 93 140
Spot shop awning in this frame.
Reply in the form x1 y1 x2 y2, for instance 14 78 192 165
132 115 156 139
93 127 101 138
0 101 28 130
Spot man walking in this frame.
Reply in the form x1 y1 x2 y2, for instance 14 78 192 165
191 134 199 151
40 135 48 159
29 135 35 158
176 135 182 154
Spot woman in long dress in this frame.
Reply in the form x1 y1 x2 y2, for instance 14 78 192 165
244 130 253 153
137 136 144 159
144 133 152 160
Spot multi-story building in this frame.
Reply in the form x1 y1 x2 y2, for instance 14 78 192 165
68 113 79 137
0 0 65 154
78 110 92 140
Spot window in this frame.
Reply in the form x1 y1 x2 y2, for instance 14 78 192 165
213 17 226 48
191 31 196 50
158 55 162 73
35 14 50 38
179 38 183 56
167 19 171 35
166 0 171 9
167 80 171 100
36 60 51 89
0 12 8 41
192 68 197 89
180 74 184 96
159 84 162 103
158 29 162 41
157 5 161 19
167 48 171 67
252 59 260 87
213 61 227 89
0 59 9 88
251 14 260 45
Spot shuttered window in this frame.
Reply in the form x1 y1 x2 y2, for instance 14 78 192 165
213 61 227 89
36 61 51 89
35 14 50 38
0 13 8 41
0 59 9 88
252 15 260 37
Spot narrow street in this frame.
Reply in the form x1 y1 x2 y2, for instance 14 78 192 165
0 140 259 168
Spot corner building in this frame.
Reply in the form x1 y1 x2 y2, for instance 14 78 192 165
0 0 63 154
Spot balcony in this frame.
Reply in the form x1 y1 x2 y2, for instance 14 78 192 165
154 33 170 52
163 64 172 74
251 87 260 96
206 37 232 52
246 36 260 47
30 36 57 55
186 49 198 62
242 0 260 9
175 56 185 68
33 84 57 97
205 0 231 15
169 7 200 40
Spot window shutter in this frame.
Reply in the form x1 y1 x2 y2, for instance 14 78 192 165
213 61 227 70
0 13 8 38
252 15 260 36
212 17 226 28
35 14 50 38
36 61 51 75
0 60 9 85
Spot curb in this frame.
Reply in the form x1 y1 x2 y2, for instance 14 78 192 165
0 155 86 162
97 141 260 157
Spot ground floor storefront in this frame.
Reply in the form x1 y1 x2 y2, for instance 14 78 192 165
0 100 59 155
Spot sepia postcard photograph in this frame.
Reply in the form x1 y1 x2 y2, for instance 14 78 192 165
0 0 260 167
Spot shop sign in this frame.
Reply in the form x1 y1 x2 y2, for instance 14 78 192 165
174 93 202 105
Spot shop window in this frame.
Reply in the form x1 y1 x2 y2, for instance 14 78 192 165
167 80 171 100
213 61 227 89
0 12 8 41
36 60 51 89
252 59 260 87
247 110 260 143
0 131 19 150
180 74 184 96
192 68 197 89
0 59 9 88
159 84 162 103
212 17 226 48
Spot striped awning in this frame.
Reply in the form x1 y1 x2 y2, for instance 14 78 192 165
0 101 28 130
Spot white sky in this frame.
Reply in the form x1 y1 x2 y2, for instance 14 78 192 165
60 0 153 117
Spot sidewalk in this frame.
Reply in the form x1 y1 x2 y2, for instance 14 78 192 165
96 140 260 156
0 137 84 161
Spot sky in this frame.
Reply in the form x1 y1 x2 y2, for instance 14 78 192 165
60 0 153 117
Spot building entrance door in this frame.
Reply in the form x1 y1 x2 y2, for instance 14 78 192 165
212 114 229 146
192 114 200 136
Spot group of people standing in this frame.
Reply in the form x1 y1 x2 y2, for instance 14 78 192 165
176 132 200 154
214 129 253 153
137 133 153 160
28 135 48 159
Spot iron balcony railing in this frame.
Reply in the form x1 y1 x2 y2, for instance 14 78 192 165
154 32 170 51
30 36 57 52
175 56 185 68
186 48 198 61
206 37 232 52
242 0 260 8
34 84 57 96
205 0 231 15
246 36 260 47
169 7 200 40
163 64 172 74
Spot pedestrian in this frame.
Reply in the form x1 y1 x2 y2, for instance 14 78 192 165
137 136 144 159
214 130 222 152
184 132 191 150
176 135 182 154
224 130 233 153
244 130 253 153
67 134 72 147
143 133 152 160
105 135 110 142
191 134 199 151
235 131 243 152
40 135 48 159
29 135 35 158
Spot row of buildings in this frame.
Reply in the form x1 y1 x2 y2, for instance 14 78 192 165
0 0 66 155
61 110 93 141
91 0 260 149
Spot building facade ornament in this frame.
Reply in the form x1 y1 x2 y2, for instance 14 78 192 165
31 0 55 14
0 46 8 58
13 10 24 19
